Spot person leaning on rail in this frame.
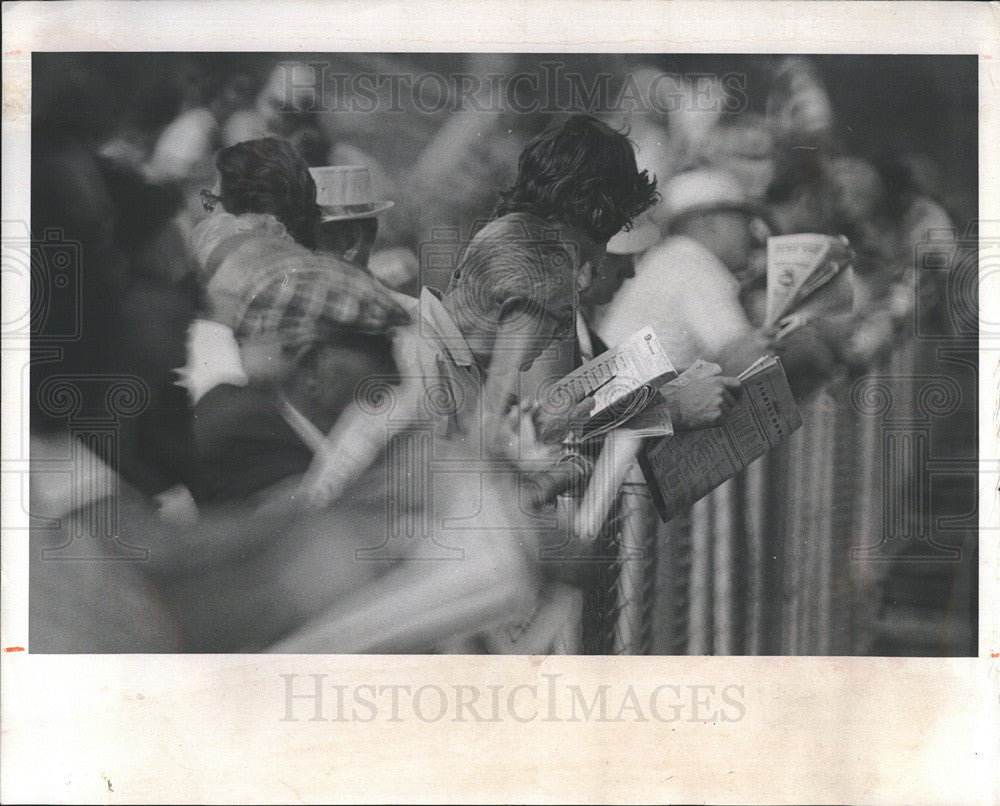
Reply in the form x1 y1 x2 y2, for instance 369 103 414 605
472 112 661 443
254 152 664 653
596 168 839 399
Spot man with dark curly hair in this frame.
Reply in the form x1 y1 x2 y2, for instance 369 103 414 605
493 113 659 289
495 114 659 242
466 114 661 432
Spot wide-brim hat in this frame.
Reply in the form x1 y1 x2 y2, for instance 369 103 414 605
659 168 764 229
310 165 394 223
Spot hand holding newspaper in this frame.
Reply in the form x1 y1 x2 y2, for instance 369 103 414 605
638 354 802 522
544 327 678 442
765 233 855 335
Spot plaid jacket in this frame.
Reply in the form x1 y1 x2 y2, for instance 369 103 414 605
195 211 410 346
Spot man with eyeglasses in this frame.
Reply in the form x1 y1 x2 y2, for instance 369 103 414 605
394 212 589 451
266 115 661 654
403 113 659 451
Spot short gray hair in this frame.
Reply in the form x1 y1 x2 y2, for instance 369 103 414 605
448 212 577 325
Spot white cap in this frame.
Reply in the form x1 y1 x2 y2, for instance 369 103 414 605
606 214 661 255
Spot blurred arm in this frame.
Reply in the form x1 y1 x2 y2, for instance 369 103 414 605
119 480 303 578
266 466 541 654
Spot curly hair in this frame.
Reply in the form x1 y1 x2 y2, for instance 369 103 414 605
215 137 320 249
494 114 659 243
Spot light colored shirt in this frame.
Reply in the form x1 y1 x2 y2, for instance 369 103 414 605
595 235 753 370
176 319 248 404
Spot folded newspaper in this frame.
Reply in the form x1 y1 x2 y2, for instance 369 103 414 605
546 327 678 442
765 233 854 331
638 355 802 522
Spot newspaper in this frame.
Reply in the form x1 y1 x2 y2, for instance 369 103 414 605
765 233 854 329
546 326 677 441
638 355 802 522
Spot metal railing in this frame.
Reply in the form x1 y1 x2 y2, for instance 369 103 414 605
598 333 973 656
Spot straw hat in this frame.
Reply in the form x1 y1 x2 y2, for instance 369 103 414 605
310 166 394 222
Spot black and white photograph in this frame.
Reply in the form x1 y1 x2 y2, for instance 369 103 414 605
23 50 979 656
2 1 997 803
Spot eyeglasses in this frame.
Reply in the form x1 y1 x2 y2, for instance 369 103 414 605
509 297 575 339
539 305 576 338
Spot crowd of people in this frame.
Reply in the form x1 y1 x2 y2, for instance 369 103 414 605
28 55 966 653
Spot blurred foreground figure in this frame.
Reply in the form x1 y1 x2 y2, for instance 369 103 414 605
29 425 309 652
261 112 668 651
32 136 543 652
191 261 408 503
266 214 601 653
167 261 543 652
27 130 307 651
179 234 546 651
168 139 552 651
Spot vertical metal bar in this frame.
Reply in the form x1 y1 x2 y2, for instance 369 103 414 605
744 456 768 654
614 467 657 654
784 396 816 655
829 377 858 655
638 512 659 654
851 356 894 654
688 495 714 654
712 480 735 655
580 491 622 655
811 389 837 654
730 471 750 656
652 509 692 655
761 440 789 654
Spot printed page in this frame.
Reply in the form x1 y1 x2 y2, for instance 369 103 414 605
549 327 676 417
765 234 834 326
640 357 802 521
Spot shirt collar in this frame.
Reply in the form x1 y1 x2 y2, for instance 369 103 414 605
418 287 476 368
